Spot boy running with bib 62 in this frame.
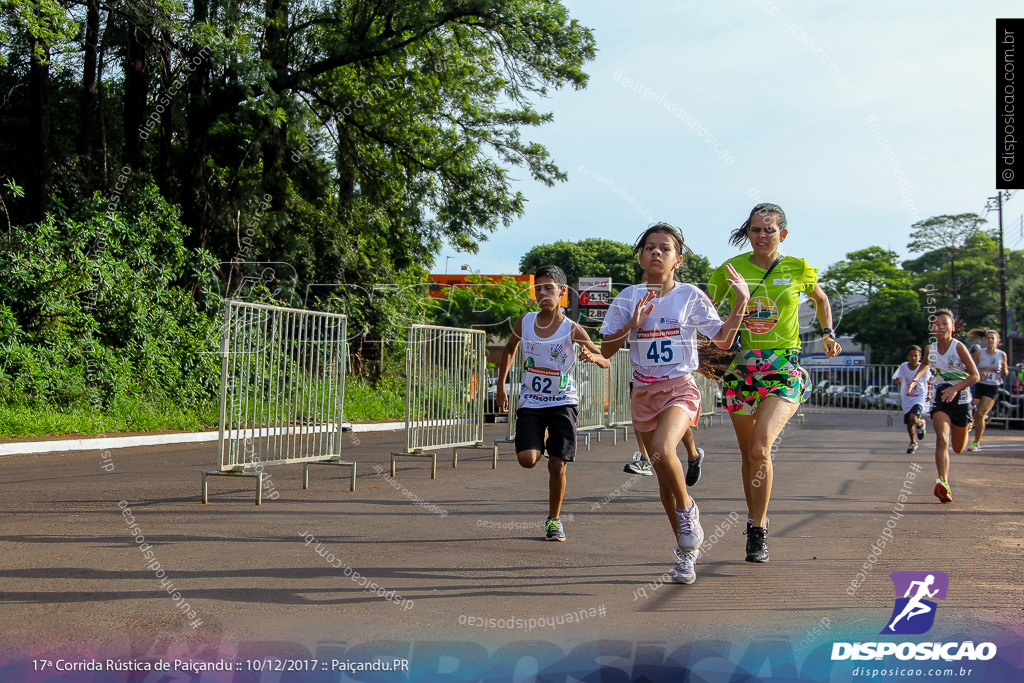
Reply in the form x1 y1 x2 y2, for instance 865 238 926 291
496 265 609 541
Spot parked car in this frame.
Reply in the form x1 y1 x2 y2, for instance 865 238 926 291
877 385 901 411
830 385 862 408
484 377 514 416
809 380 831 405
822 384 844 406
860 385 883 409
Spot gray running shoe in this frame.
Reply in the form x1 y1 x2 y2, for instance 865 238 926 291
676 502 704 551
672 546 699 584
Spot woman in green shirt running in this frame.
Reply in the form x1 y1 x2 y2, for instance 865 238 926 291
707 203 841 563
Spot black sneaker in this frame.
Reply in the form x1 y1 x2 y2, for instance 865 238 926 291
746 517 769 533
685 448 705 487
916 424 925 440
744 525 769 563
906 441 918 454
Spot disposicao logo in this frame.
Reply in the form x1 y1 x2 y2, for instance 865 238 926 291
882 570 948 635
831 571 997 663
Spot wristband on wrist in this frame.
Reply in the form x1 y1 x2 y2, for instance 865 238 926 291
822 327 835 338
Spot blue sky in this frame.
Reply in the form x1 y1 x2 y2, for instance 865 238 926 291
439 1 1024 278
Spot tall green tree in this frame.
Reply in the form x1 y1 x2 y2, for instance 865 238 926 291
428 275 533 342
904 232 1023 331
0 0 598 381
519 238 712 292
906 213 987 318
819 246 910 297
838 289 930 365
820 247 924 363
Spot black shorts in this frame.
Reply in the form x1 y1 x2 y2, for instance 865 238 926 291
903 404 924 424
515 405 579 462
930 385 973 429
972 383 999 400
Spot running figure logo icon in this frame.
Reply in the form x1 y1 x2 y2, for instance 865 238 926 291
881 571 949 635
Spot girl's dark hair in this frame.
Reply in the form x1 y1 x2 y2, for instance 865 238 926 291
932 308 965 336
729 202 788 248
534 264 567 287
967 327 998 341
632 222 692 257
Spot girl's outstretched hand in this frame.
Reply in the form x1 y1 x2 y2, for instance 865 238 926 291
629 291 657 332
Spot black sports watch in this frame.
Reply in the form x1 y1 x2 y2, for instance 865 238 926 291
822 327 835 339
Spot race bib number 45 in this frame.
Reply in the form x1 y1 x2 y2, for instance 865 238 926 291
644 339 676 365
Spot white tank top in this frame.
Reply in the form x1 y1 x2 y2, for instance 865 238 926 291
976 348 1005 386
518 313 578 409
929 339 971 404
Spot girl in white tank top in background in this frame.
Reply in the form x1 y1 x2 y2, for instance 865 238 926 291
966 329 1008 452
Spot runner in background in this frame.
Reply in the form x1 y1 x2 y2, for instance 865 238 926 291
892 345 931 454
966 329 1008 452
908 309 980 503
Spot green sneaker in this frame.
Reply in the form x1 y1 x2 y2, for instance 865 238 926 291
545 517 565 541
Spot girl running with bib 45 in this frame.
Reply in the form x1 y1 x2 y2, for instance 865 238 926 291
908 309 980 503
600 223 749 584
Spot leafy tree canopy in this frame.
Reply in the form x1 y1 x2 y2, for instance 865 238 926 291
820 246 909 298
519 237 713 292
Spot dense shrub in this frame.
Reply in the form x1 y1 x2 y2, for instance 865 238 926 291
0 184 222 414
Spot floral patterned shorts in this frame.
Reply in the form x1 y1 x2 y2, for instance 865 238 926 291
723 348 807 415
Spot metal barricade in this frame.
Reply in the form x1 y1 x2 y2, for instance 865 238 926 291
572 344 616 445
800 364 902 422
606 349 632 441
202 300 355 505
694 374 723 428
494 346 523 448
391 325 497 478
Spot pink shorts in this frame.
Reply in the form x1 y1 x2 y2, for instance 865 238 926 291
631 373 702 432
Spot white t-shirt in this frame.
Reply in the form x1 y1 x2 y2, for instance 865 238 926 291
600 283 723 385
892 362 931 413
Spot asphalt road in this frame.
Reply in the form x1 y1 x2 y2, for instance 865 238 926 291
1 410 1022 681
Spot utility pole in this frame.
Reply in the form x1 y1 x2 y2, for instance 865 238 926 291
986 191 1011 365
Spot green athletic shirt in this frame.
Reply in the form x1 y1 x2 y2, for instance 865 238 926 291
707 253 818 352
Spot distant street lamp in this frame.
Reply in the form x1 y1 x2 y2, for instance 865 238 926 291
444 255 453 274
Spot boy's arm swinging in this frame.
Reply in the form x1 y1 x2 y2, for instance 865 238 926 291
495 315 525 413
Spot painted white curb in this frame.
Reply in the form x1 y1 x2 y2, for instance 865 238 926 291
0 421 405 456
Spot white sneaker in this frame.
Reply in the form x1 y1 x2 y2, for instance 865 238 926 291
672 546 699 584
676 501 704 551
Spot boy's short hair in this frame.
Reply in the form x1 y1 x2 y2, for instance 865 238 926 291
534 265 567 287
906 344 922 355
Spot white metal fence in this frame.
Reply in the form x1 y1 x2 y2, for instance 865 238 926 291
572 345 619 445
606 349 632 432
391 325 497 478
494 346 523 447
202 300 355 505
801 364 902 417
